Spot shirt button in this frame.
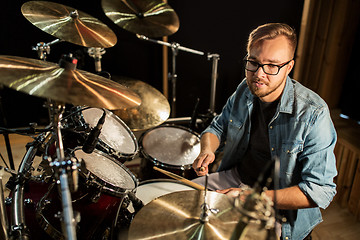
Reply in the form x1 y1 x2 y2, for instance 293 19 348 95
285 237 289 240
269 126 273 129
230 119 233 122
271 148 274 151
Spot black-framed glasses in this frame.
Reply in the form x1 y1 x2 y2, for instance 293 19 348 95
243 57 293 75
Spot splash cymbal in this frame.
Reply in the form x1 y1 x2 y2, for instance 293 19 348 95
0 55 141 110
102 0 179 38
111 77 170 130
21 1 117 48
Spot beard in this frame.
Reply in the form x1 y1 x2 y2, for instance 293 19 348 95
246 77 285 99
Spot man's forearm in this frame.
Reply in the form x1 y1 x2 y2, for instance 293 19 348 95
265 185 317 210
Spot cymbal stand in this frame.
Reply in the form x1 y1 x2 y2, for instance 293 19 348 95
46 100 77 240
137 35 219 117
32 39 63 60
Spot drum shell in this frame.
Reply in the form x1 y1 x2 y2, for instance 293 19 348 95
7 180 122 240
138 124 200 181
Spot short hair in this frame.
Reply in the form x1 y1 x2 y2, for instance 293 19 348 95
247 23 297 57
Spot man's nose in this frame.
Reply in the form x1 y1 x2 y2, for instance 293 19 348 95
254 65 267 77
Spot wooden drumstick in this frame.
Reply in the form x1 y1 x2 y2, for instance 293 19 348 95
153 166 205 190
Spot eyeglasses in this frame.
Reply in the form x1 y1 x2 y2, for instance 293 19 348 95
243 57 293 75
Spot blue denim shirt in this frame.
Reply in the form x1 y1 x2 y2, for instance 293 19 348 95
203 77 337 240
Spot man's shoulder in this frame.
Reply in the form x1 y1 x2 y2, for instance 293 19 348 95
290 79 328 109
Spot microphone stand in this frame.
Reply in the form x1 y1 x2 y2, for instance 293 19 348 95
137 34 220 118
47 100 77 240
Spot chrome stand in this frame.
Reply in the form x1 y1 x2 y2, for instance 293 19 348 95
136 34 220 117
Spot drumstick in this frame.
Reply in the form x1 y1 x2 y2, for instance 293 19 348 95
153 166 205 190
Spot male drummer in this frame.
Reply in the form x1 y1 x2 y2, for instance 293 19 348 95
192 23 337 240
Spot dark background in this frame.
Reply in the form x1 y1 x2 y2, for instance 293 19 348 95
0 0 304 128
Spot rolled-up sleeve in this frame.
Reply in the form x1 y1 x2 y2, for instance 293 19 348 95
298 106 338 209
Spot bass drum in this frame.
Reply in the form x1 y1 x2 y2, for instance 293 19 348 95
139 124 200 180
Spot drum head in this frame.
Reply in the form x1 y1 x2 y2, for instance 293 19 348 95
82 108 137 156
140 125 200 167
136 179 196 205
74 148 137 194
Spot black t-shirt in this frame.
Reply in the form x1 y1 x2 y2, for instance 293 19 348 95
237 97 279 188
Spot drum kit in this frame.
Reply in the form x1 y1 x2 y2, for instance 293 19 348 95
0 1 277 239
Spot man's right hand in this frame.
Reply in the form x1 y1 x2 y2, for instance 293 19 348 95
192 150 215 176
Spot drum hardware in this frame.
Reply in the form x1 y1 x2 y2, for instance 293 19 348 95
87 47 106 74
32 39 64 61
21 1 118 48
101 0 179 38
7 133 51 240
0 168 10 240
136 34 220 118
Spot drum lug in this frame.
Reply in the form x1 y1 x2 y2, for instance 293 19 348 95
5 197 12 205
90 189 102 203
24 198 34 207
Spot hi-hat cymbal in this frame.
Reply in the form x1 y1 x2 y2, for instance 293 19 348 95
128 190 242 239
0 55 141 110
102 0 179 38
111 77 170 130
21 1 117 48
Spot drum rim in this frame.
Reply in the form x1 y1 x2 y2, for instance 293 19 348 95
73 147 138 197
138 124 200 169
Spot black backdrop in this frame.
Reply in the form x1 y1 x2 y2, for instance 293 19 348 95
0 0 304 128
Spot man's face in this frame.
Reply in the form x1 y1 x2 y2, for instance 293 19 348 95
245 35 294 102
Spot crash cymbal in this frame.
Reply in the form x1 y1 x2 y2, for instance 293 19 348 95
102 0 179 38
21 1 117 48
111 77 170 130
128 190 243 240
0 55 141 110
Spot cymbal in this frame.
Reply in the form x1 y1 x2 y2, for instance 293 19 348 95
21 1 117 48
111 77 170 130
0 55 141 110
128 190 243 239
101 0 179 38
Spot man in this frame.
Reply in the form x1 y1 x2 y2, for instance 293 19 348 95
192 23 337 240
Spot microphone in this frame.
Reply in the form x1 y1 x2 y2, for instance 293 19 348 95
128 192 144 212
190 98 200 130
82 110 106 154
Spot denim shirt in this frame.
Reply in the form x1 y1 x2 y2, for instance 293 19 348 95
203 77 337 240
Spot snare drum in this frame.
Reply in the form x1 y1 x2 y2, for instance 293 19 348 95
73 148 138 197
139 125 200 180
75 107 138 162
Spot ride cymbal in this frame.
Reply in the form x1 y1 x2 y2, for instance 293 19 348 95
0 55 141 110
21 1 117 48
111 77 170 130
102 0 179 38
128 190 242 240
